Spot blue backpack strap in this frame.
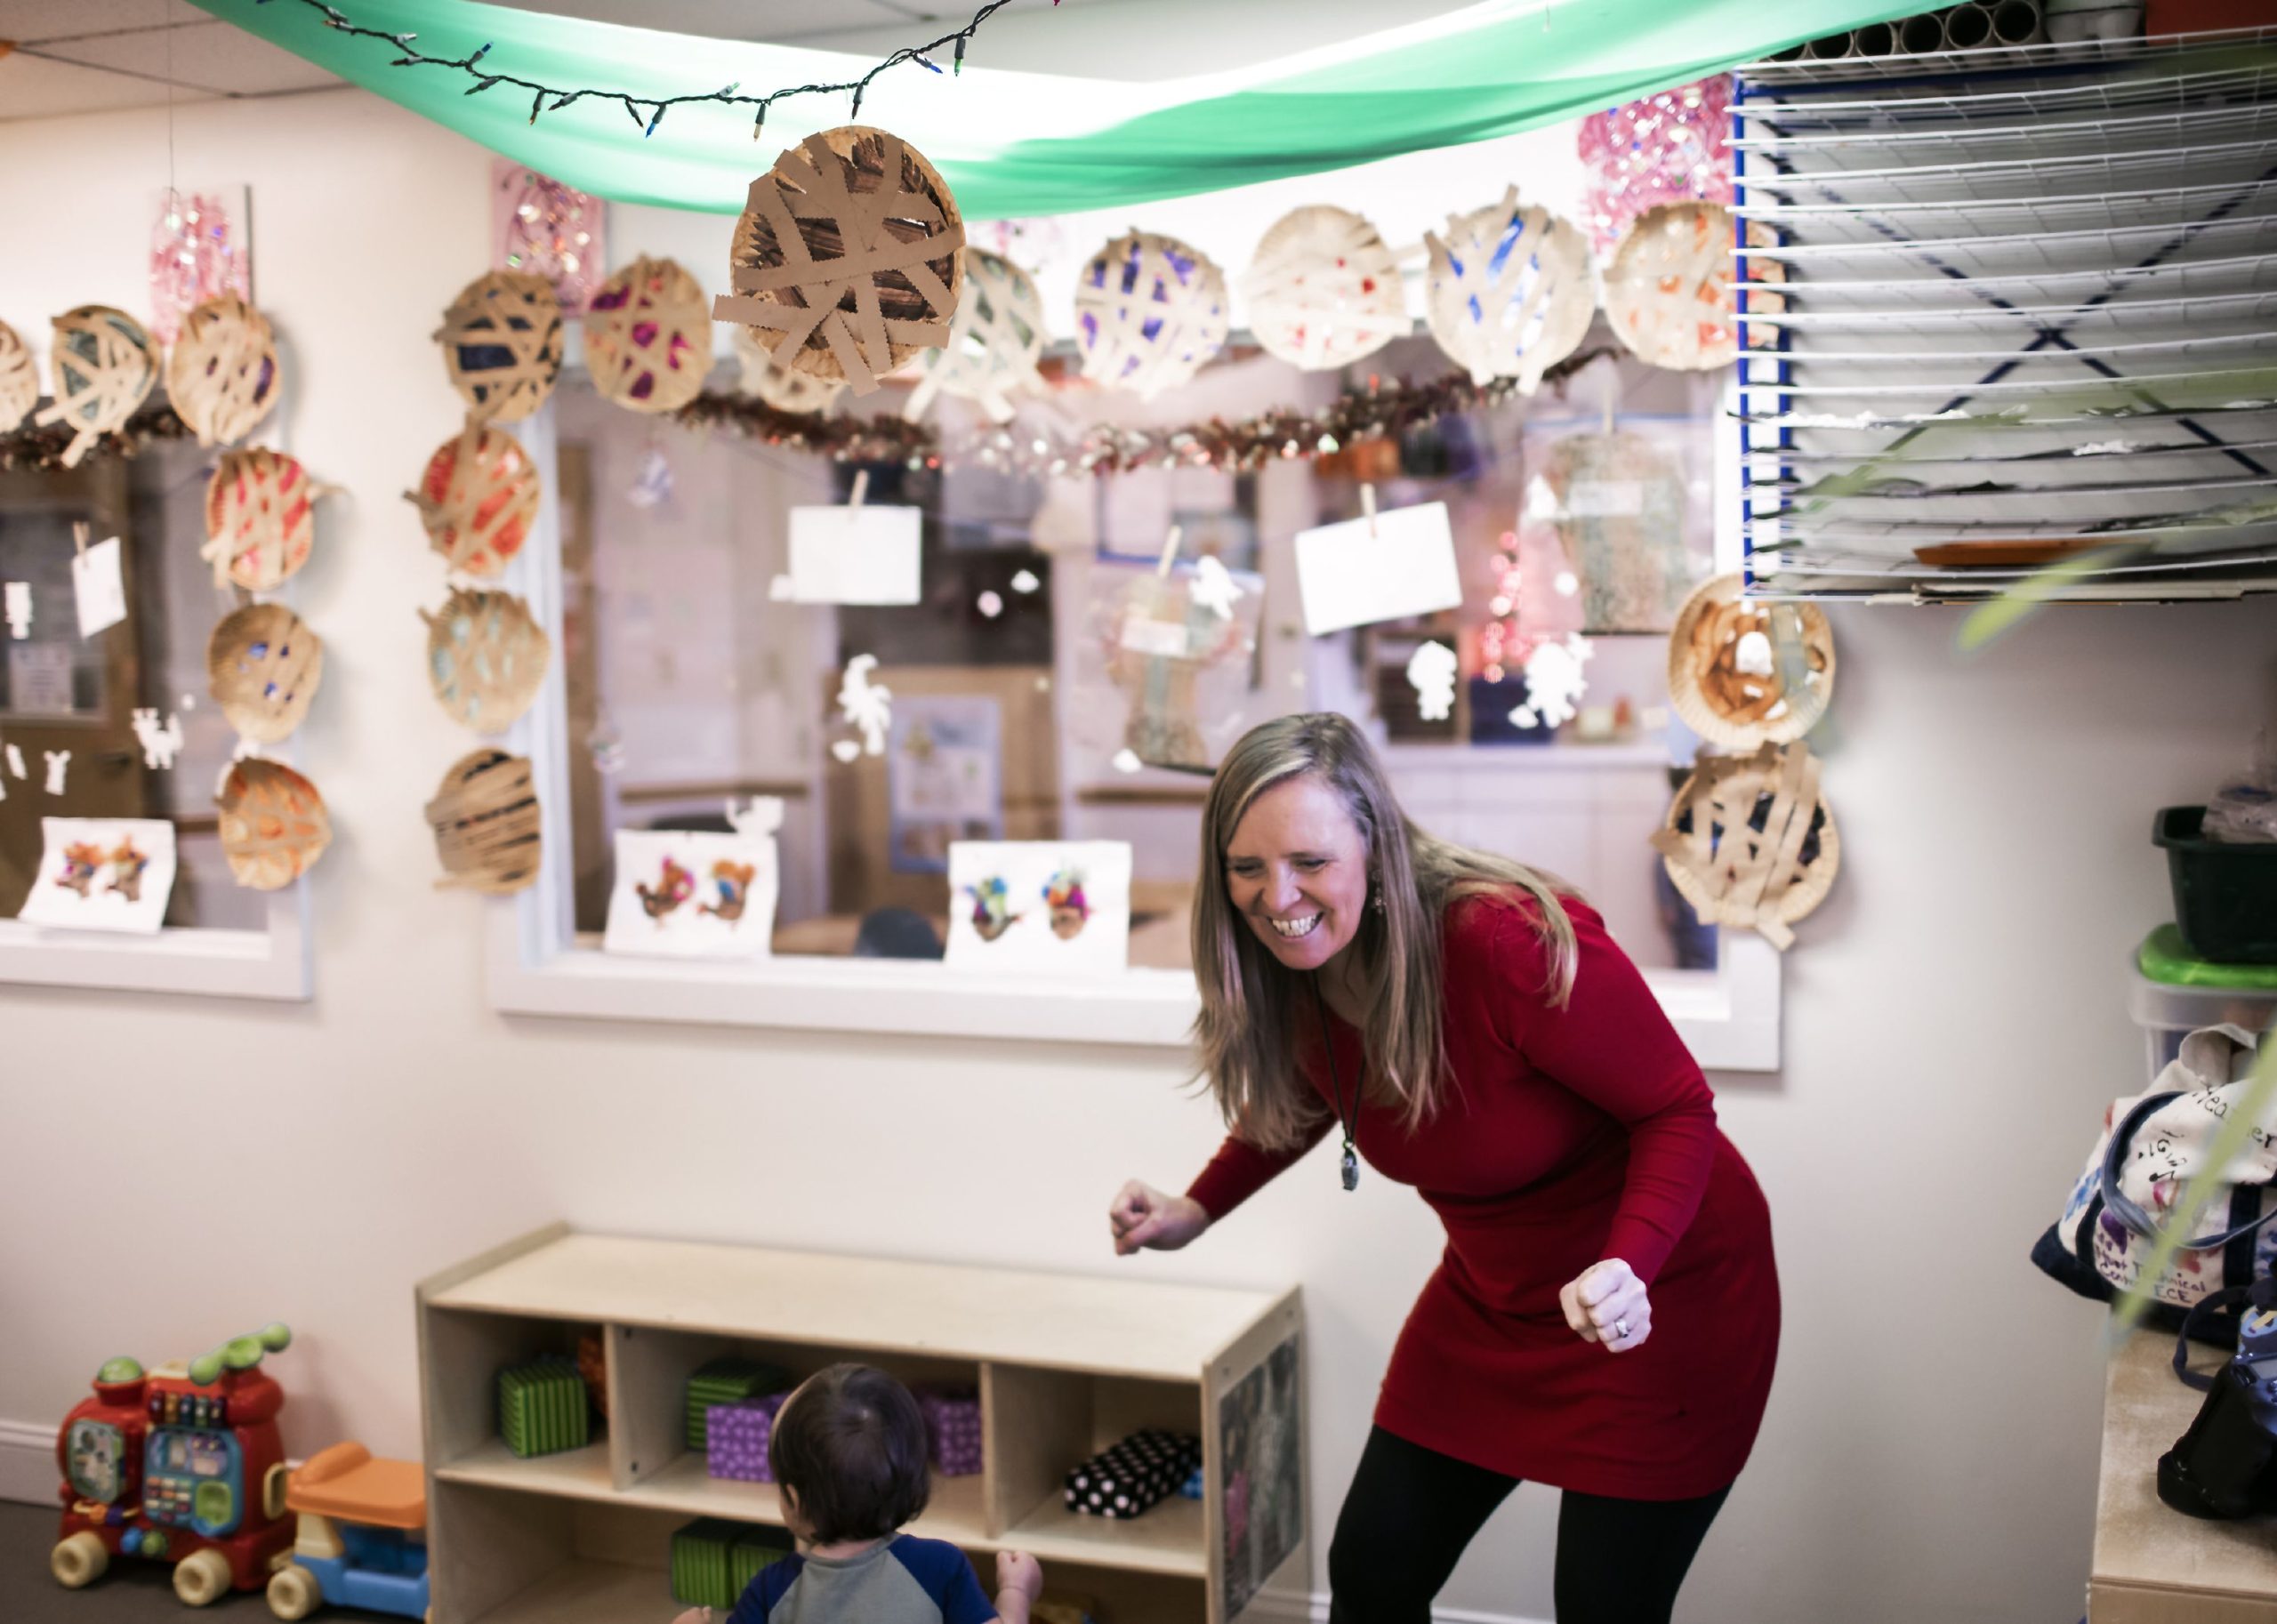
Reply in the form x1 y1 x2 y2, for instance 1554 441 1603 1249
2101 1091 2277 1250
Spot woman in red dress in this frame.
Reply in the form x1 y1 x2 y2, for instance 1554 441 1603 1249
1109 713 1779 1624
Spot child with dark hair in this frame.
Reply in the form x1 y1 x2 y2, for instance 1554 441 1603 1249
673 1363 1042 1624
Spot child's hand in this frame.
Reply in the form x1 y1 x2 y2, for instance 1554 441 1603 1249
995 1549 1043 1601
672 1608 712 1624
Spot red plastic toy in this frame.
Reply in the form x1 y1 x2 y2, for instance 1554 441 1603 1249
52 1324 296 1607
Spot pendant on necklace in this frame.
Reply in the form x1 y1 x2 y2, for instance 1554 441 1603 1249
1341 1144 1360 1192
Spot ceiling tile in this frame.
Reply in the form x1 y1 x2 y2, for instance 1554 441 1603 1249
0 1 208 45
0 50 216 120
32 20 341 96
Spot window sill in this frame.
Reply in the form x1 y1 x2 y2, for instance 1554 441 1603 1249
0 886 310 1001
485 906 1782 1065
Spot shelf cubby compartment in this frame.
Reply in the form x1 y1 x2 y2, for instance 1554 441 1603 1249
417 1225 1305 1624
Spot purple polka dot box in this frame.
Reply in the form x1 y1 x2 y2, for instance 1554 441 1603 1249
920 1386 984 1478
706 1392 789 1483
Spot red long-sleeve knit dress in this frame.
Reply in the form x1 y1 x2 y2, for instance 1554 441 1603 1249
1187 892 1781 1500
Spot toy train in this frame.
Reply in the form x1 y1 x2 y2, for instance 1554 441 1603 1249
52 1323 430 1619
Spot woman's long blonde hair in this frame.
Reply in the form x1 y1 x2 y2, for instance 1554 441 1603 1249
1191 713 1578 1151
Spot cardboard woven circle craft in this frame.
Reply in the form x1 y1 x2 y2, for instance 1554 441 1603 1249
0 318 37 433
732 326 845 414
1242 205 1408 372
1655 742 1839 951
216 759 332 892
425 747 543 894
421 586 551 734
584 254 711 414
904 247 1047 423
713 125 965 397
436 269 563 422
1604 201 1739 372
36 305 158 466
1423 189 1594 391
203 447 317 591
1667 574 1835 748
407 422 540 580
1074 230 1230 399
207 602 324 744
166 293 281 446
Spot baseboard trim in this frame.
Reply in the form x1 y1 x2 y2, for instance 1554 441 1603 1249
1245 1591 1547 1623
1 1419 54 1507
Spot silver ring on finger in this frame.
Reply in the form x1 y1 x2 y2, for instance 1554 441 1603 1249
1613 1317 1629 1339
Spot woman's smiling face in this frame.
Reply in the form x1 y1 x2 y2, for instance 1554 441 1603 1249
1223 773 1370 972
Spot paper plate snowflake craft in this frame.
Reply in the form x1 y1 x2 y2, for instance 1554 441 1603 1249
436 269 563 422
167 293 280 446
207 602 324 744
425 748 543 895
1653 741 1838 952
1242 205 1408 372
1604 202 1738 373
1667 574 1835 749
36 305 158 466
406 422 541 580
1423 190 1594 391
713 125 966 398
420 586 551 734
732 326 845 414
903 248 1047 423
203 447 317 591
216 760 332 891
584 254 712 414
1074 230 1230 399
0 318 37 433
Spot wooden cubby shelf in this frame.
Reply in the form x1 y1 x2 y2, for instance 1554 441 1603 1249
417 1225 1307 1624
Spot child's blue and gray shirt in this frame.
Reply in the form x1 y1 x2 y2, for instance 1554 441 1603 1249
725 1535 994 1624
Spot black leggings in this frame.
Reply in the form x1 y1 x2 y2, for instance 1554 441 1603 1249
1326 1427 1730 1624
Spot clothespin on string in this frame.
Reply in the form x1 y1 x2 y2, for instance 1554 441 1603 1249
72 520 89 559
1360 486 1379 539
1155 523 1184 579
848 469 869 513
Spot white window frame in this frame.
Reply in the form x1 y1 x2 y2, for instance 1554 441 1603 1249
0 422 317 1003
485 390 1783 1066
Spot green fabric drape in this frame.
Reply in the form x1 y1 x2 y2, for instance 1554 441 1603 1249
191 0 1914 220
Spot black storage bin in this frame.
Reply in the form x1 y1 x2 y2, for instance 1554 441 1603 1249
2156 806 2277 965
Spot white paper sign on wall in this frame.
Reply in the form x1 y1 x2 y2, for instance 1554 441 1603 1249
15 816 178 935
787 504 922 605
945 840 1132 978
1293 500 1463 635
72 536 127 639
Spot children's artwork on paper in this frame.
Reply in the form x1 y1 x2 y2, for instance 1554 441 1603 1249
15 817 177 934
1219 1335 1304 1619
888 696 1002 874
945 840 1131 977
602 816 780 961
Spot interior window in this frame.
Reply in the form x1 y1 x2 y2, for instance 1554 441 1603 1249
556 326 1721 972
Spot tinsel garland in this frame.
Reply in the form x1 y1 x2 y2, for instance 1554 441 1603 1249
672 348 1616 477
0 402 193 473
0 349 1614 480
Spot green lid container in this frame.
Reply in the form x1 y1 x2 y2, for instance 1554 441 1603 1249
2155 807 2277 965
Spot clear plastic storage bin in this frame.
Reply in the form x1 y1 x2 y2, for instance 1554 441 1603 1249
2129 946 2277 1080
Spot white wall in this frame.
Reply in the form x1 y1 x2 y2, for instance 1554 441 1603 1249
4 84 2276 1624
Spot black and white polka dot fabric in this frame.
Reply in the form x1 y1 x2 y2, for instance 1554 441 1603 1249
1062 1428 1203 1519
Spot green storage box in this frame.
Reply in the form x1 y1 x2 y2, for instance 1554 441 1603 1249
671 1518 741 1611
497 1355 590 1459
729 1524 797 1597
686 1357 790 1453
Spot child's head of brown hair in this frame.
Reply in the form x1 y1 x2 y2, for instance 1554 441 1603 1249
768 1363 931 1546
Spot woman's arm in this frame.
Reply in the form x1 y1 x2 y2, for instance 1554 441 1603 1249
1185 1113 1334 1224
1491 901 1718 1284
